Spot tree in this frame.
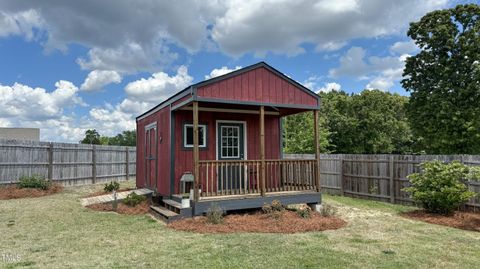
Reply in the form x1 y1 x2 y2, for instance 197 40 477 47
106 130 136 146
402 4 480 154
320 90 413 154
80 129 101 144
283 111 330 154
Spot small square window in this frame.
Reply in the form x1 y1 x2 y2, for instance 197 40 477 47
184 124 207 148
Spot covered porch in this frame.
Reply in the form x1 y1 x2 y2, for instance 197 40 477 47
182 100 322 203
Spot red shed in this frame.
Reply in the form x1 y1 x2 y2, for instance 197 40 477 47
136 62 322 219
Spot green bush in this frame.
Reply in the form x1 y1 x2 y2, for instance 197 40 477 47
296 204 312 219
261 203 273 214
404 161 476 214
319 203 337 217
271 200 284 212
123 192 146 207
206 203 224 224
18 175 50 190
104 181 120 192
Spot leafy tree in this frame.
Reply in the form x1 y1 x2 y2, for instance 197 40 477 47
283 111 330 154
80 129 101 144
106 130 136 146
320 90 413 154
402 4 480 154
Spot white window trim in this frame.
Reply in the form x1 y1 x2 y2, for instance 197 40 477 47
183 124 207 148
215 120 247 160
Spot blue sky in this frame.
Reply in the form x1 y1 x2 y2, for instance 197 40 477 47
0 0 472 142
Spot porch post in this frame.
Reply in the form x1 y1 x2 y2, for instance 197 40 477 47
193 101 200 202
314 110 321 192
260 106 266 196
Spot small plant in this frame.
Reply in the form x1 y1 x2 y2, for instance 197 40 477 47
206 203 224 224
296 204 312 219
123 192 146 207
271 200 284 212
104 181 120 192
18 175 50 190
403 161 476 215
319 203 337 217
262 203 273 214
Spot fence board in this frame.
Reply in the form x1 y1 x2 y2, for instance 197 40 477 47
284 153 480 210
0 139 136 186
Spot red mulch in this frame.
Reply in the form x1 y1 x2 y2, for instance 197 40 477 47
168 210 346 234
86 201 150 215
84 188 134 198
401 210 480 232
0 184 63 200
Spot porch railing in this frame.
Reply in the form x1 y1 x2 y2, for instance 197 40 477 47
198 159 317 198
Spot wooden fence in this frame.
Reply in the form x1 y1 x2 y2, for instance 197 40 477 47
284 154 480 210
0 139 136 186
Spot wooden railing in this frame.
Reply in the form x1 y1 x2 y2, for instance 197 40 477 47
198 159 317 198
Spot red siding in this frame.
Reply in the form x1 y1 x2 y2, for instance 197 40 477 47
171 93 192 108
172 110 280 194
136 106 171 195
197 67 318 107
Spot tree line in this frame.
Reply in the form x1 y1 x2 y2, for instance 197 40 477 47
80 129 136 146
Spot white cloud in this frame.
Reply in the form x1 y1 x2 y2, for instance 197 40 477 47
205 66 242 79
0 0 447 71
302 76 341 93
328 45 409 91
80 70 122 91
211 0 447 56
0 80 84 121
390 40 418 54
125 65 193 103
0 9 44 40
318 82 342 93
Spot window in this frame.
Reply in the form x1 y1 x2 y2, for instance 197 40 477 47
220 126 240 158
183 124 207 148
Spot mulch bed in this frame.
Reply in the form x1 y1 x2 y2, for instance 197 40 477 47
0 184 63 200
168 210 346 234
86 201 150 215
84 188 134 198
401 210 480 232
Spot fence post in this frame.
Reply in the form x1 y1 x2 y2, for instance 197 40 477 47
389 155 395 203
47 142 53 181
125 147 130 181
340 157 344 195
92 145 97 184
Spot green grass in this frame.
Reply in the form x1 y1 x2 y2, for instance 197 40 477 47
1 182 479 268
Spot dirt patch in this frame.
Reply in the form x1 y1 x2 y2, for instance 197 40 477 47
168 210 346 234
401 210 480 232
0 184 63 200
83 188 134 198
86 201 150 215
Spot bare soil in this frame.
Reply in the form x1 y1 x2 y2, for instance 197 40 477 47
168 210 346 234
0 184 63 200
83 188 134 198
401 210 480 232
86 200 150 215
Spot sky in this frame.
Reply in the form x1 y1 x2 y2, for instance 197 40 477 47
0 0 473 142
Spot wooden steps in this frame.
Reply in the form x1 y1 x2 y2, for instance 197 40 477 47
150 205 179 223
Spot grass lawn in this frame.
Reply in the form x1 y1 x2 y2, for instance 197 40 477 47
1 182 479 268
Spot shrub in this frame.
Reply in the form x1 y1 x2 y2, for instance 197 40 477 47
104 181 120 192
18 175 50 190
319 203 337 217
123 192 146 207
261 203 273 214
206 203 224 224
271 200 284 212
296 204 312 218
403 161 476 214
